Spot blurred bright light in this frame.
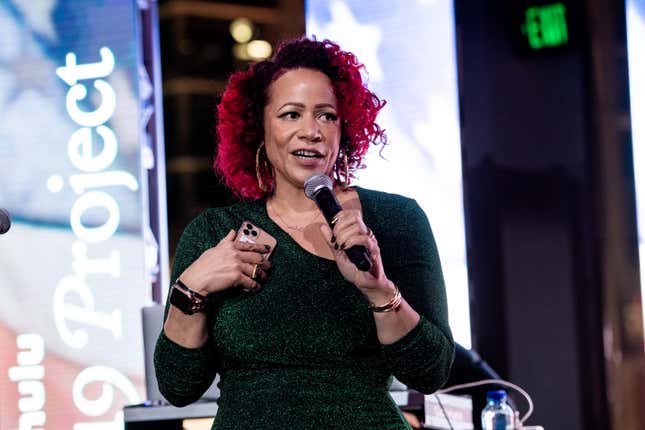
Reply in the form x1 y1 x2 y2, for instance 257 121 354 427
230 18 253 43
247 40 272 60
232 43 251 61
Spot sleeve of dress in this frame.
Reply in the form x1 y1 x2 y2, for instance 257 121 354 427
380 198 455 394
154 211 221 406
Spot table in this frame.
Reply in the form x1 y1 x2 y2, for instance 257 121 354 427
123 390 421 429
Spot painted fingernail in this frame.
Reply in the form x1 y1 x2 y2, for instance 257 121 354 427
331 235 336 243
340 243 346 250
264 244 271 251
333 243 339 250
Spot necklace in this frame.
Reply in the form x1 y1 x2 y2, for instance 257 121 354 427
268 199 320 232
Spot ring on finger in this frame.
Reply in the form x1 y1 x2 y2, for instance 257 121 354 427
331 214 342 226
251 264 259 280
242 285 259 294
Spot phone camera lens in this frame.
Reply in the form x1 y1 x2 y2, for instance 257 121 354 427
246 223 253 229
251 230 258 236
243 229 250 235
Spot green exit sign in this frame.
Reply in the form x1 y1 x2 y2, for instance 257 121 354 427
521 3 569 50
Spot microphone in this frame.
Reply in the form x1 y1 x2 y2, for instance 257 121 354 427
304 174 372 272
0 208 11 235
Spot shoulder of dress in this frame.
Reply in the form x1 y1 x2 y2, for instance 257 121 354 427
194 200 265 230
354 186 417 212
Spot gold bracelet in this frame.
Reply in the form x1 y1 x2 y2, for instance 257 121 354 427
368 285 402 313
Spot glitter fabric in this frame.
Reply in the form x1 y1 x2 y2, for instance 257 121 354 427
154 187 454 429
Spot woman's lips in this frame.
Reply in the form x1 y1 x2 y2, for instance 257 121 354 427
290 152 325 166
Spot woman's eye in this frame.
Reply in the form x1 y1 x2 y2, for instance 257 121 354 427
320 112 338 121
279 112 300 120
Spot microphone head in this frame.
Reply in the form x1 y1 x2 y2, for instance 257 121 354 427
304 173 333 200
0 208 11 234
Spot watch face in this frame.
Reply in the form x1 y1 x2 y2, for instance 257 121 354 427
170 287 192 314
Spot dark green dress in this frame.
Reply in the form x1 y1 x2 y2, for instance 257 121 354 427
154 187 454 429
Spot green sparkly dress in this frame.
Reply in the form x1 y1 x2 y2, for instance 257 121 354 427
154 187 454 429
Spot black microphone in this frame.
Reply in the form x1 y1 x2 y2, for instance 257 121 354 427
0 208 11 235
304 174 372 272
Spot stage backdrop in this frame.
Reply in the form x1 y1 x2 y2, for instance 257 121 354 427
0 1 167 429
306 0 471 347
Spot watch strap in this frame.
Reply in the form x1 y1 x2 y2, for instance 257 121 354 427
170 279 208 315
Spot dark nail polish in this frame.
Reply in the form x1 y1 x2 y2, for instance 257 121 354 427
331 235 336 243
264 244 271 251
333 243 339 250
340 243 346 250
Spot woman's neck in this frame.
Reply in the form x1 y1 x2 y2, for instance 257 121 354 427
268 183 318 215
266 181 358 240
268 179 350 213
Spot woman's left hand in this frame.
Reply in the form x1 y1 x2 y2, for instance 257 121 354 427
319 209 395 303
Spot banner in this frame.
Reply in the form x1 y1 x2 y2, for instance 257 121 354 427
0 1 164 428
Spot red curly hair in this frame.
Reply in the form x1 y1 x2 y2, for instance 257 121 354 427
214 38 386 199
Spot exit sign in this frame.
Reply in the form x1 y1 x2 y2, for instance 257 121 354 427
521 3 570 50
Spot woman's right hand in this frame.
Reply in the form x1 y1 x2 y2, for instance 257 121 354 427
178 230 272 295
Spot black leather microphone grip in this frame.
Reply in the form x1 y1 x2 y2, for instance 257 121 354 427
304 175 372 272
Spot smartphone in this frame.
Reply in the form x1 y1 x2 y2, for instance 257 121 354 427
236 220 277 260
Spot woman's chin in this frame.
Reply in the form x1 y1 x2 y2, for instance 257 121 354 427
273 169 334 191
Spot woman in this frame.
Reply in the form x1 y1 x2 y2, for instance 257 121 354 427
154 38 454 430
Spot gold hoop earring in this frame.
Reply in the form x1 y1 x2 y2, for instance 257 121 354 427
256 142 268 192
335 150 350 189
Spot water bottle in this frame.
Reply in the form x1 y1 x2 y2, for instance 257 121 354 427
481 390 515 430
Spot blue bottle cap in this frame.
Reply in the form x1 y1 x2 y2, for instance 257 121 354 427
486 390 507 402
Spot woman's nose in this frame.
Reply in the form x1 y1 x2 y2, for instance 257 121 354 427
299 115 322 141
